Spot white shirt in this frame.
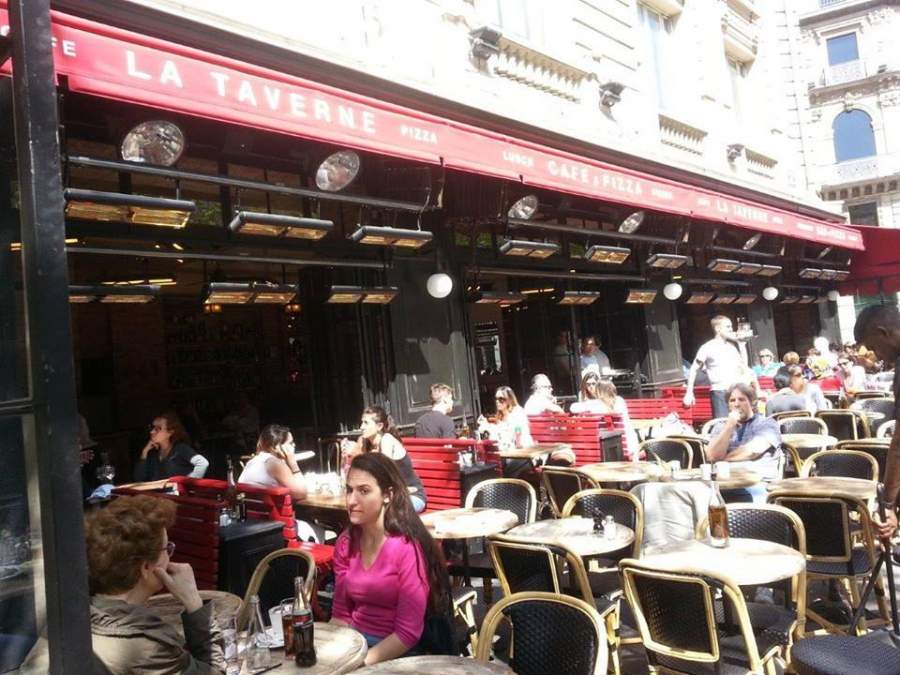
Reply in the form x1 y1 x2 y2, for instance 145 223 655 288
692 338 745 391
523 393 560 415
238 453 280 488
580 350 611 376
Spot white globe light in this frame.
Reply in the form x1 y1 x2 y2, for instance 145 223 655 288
662 282 683 300
426 273 453 299
827 290 841 302
762 286 779 301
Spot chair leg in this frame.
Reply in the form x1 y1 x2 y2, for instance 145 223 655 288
482 576 493 605
604 609 621 675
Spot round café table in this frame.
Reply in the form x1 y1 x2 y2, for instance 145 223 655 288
497 443 571 461
579 461 667 484
782 433 838 450
277 622 367 674
354 655 512 674
148 590 241 636
767 476 877 500
507 516 634 559
641 537 807 637
663 467 762 491
421 507 518 585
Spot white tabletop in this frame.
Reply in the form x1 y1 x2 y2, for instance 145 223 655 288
354 655 512 674
279 622 367 674
641 538 805 587
507 517 634 558
579 461 666 484
498 443 568 459
420 507 519 540
767 476 877 499
781 434 839 448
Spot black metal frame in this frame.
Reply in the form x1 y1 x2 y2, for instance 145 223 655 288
6 1 92 671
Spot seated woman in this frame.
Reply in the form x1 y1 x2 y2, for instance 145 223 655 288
331 453 447 665
479 386 574 470
239 424 307 501
570 376 639 456
134 411 209 482
341 406 427 513
86 495 224 673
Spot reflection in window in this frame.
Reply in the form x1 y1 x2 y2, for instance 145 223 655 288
638 4 673 109
826 33 859 66
832 110 876 162
847 202 879 226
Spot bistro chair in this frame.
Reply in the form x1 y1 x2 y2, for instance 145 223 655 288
701 417 729 436
850 397 895 421
630 481 712 553
476 591 609 675
852 391 892 401
789 634 900 675
541 466 599 518
237 548 317 629
696 503 806 652
664 434 708 467
801 450 879 482
768 492 889 635
779 417 828 437
836 440 889 482
782 443 806 478
639 438 693 469
454 478 536 604
619 559 788 674
772 410 813 422
815 410 870 442
563 489 644 562
878 420 895 438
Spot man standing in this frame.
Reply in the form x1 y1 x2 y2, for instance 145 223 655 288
415 383 457 439
683 315 746 419
854 303 900 538
579 336 611 377
706 383 783 503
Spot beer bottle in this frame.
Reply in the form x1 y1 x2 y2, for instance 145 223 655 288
224 456 238 517
708 482 730 548
293 576 317 667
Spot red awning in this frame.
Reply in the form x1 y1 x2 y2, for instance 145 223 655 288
0 3 864 251
838 225 900 295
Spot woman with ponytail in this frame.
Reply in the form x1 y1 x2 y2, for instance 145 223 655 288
330 453 447 664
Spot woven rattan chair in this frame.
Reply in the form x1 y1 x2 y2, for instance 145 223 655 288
453 478 536 603
783 443 805 478
836 440 889 482
877 420 895 439
801 450 879 482
815 410 870 441
476 591 609 675
620 559 788 674
850 397 895 421
563 489 644 562
789 634 900 674
664 435 708 467
237 548 317 629
639 439 693 469
772 410 813 422
541 466 599 518
768 491 889 635
701 418 729 436
779 417 829 436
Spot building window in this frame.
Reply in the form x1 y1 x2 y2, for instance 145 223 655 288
847 202 879 226
638 3 673 109
832 110 876 162
482 0 545 46
826 33 859 66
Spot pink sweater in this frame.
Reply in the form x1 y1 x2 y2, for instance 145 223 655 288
331 531 429 648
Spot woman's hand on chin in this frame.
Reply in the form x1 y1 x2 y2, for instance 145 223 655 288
153 562 202 613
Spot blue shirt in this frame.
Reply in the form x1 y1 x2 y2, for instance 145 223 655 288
710 414 783 480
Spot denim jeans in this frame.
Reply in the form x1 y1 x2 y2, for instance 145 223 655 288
710 390 729 419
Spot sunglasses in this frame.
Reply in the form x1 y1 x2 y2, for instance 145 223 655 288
585 380 599 386
838 361 851 367
759 354 772 358
495 397 507 402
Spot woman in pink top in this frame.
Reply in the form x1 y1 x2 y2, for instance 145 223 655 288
330 452 446 665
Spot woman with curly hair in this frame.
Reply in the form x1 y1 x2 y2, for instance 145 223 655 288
134 411 208 482
85 495 224 673
331 452 447 664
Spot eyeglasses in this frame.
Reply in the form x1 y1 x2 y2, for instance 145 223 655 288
162 542 176 556
495 397 506 402
759 354 772 359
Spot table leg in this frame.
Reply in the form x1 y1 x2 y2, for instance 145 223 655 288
462 542 471 587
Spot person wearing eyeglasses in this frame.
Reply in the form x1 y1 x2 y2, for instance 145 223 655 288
134 411 209 482
571 374 639 454
834 352 868 399
752 349 781 377
523 373 564 415
86 495 224 673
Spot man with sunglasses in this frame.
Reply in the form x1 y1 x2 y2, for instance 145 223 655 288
854 303 900 539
